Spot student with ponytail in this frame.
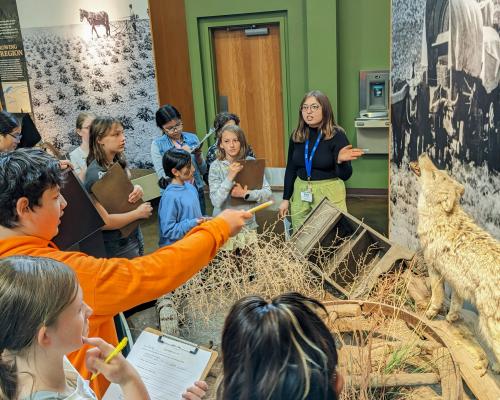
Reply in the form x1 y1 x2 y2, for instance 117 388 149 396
218 292 344 400
157 148 206 247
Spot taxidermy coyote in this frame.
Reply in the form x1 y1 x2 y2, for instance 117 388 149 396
410 153 500 373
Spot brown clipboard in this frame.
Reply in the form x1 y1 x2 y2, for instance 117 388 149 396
53 169 105 250
230 158 266 206
90 163 144 238
234 158 266 189
144 327 218 380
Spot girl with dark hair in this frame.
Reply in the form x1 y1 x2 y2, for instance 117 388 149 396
219 292 344 400
69 112 96 179
157 148 205 246
209 124 271 250
84 116 152 258
151 104 207 214
0 110 21 152
278 90 364 229
0 256 149 400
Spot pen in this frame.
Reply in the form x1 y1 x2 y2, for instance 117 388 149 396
90 337 128 381
247 200 274 214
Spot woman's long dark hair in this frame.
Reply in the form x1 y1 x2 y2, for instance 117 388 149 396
292 90 337 143
219 292 338 400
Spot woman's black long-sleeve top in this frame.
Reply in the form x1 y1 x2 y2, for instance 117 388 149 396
283 127 353 200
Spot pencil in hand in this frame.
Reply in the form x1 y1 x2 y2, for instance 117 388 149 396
90 337 128 381
247 200 274 214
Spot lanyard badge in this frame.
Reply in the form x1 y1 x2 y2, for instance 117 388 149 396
301 131 322 203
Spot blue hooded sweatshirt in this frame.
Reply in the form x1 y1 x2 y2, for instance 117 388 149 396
158 182 202 247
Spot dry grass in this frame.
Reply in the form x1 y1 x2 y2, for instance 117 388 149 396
328 265 446 400
168 224 453 399
171 226 325 347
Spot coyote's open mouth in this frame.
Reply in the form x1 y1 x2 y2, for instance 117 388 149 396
409 161 421 177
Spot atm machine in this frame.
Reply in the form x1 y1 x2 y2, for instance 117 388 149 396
355 70 390 154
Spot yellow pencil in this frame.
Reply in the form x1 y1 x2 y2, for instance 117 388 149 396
90 337 128 381
247 200 274 214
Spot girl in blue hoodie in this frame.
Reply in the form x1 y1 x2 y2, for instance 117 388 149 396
158 148 205 247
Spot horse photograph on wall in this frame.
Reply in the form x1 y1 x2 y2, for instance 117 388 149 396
390 0 500 249
79 8 111 38
15 0 158 168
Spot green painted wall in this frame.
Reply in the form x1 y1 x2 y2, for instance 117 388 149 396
184 0 390 189
337 0 391 189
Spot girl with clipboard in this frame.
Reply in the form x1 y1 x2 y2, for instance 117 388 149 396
209 125 272 251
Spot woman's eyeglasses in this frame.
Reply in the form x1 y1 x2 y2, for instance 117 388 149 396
164 121 183 134
300 104 321 112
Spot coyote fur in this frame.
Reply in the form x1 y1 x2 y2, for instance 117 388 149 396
410 154 500 373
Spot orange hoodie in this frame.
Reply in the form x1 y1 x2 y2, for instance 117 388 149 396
0 218 229 398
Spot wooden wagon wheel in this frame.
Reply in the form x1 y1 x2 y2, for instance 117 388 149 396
322 300 463 400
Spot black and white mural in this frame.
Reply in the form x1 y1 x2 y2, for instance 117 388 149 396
390 0 500 249
16 0 158 168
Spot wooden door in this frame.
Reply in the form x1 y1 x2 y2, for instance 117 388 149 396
149 0 195 131
213 25 285 167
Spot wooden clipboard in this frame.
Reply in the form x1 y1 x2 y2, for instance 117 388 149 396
145 327 218 379
90 163 144 238
103 328 218 400
53 169 105 250
230 158 266 206
234 158 266 189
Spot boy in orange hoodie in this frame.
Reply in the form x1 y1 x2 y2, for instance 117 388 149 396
0 148 251 397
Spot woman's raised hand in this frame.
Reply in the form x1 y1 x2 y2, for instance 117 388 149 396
337 145 365 163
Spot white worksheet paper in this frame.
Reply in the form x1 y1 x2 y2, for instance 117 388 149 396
103 331 212 400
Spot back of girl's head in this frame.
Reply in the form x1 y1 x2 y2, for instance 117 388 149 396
87 116 126 168
213 112 240 136
0 256 78 399
155 104 181 129
75 112 96 129
219 292 338 400
158 148 192 189
217 124 249 161
0 111 19 136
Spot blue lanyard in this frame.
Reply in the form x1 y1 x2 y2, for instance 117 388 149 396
304 131 322 179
